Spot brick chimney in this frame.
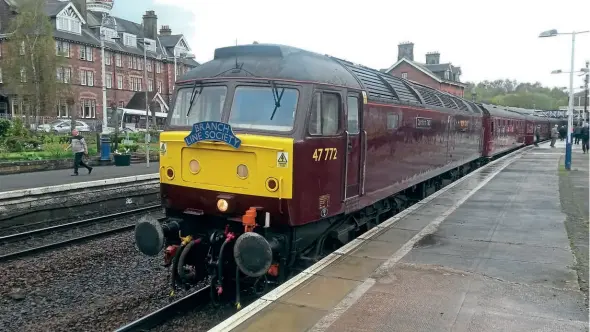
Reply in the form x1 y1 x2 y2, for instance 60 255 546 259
142 10 158 40
397 42 414 61
425 52 440 65
159 25 172 36
72 0 87 23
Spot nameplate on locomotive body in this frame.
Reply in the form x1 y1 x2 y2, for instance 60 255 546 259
184 121 242 149
415 117 432 129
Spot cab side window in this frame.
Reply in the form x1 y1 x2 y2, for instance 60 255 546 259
309 91 340 136
347 96 359 134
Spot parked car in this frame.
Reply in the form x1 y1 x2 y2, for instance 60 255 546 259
37 120 91 133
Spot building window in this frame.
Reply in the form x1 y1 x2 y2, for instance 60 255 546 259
118 101 125 108
138 58 143 71
56 9 82 35
123 33 137 47
20 67 26 82
148 79 153 92
401 72 408 79
56 67 71 83
117 74 123 90
157 81 162 93
106 73 113 88
115 53 122 67
55 41 70 57
444 70 450 80
80 46 93 61
101 27 119 42
105 51 112 65
80 99 96 118
128 56 133 69
130 77 142 91
146 60 152 72
80 70 94 86
156 62 161 73
56 100 69 118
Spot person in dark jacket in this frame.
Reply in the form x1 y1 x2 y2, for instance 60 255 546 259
534 125 541 147
559 125 567 141
66 129 93 176
582 122 589 154
574 125 582 144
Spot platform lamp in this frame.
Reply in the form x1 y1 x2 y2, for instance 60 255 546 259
99 14 120 162
540 29 589 171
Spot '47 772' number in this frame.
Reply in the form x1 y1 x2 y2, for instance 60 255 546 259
312 148 337 161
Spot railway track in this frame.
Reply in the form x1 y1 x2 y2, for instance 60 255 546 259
0 205 162 262
115 286 212 332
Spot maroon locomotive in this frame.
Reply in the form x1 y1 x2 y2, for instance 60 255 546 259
134 44 556 303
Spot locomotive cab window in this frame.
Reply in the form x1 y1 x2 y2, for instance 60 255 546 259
169 85 227 126
309 91 341 136
347 95 359 134
229 86 298 132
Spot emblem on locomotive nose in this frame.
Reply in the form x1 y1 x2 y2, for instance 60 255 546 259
184 121 242 149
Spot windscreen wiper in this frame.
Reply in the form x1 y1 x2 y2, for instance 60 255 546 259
186 80 203 117
269 80 285 121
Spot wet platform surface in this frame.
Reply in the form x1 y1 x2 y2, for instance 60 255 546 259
212 141 588 332
0 162 159 192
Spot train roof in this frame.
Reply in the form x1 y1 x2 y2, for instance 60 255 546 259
179 44 539 117
479 104 528 120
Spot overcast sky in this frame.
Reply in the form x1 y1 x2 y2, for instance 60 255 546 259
113 0 590 90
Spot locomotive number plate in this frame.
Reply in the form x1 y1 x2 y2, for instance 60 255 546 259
313 148 337 161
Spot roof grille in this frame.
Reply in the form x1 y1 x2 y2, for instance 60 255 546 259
412 85 443 108
380 75 420 103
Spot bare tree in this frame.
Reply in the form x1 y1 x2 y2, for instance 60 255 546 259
3 0 70 128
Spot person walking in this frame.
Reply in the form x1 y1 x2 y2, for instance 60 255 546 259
582 122 589 154
66 129 92 176
534 125 541 147
550 124 559 148
574 125 581 145
558 125 566 141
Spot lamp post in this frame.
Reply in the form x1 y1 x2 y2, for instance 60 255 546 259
99 14 119 162
139 39 151 168
539 29 589 171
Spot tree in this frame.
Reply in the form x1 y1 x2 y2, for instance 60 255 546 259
2 0 70 127
463 79 568 110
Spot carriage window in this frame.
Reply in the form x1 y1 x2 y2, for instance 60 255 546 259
347 96 359 134
229 86 298 132
170 86 226 126
309 92 340 136
387 113 399 129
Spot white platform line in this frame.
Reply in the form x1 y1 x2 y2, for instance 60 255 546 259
0 173 159 199
208 147 530 332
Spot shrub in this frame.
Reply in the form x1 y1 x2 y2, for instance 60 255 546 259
0 119 10 138
4 137 42 153
120 143 139 153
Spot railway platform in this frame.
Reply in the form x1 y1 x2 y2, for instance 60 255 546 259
0 162 159 193
210 141 589 332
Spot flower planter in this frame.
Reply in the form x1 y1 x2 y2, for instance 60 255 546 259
114 154 131 166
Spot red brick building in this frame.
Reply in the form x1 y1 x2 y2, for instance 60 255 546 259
0 0 199 125
382 42 466 97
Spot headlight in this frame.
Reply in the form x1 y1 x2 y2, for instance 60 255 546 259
237 164 248 179
217 199 229 212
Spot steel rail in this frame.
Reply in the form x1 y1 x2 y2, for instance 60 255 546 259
115 286 211 332
0 204 161 242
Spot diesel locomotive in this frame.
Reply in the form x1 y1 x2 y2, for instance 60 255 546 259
134 44 558 304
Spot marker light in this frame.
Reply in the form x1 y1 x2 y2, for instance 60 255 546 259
265 177 278 192
189 159 201 174
217 199 229 212
166 167 175 179
237 164 249 179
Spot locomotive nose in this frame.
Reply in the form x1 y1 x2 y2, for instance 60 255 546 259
134 215 165 256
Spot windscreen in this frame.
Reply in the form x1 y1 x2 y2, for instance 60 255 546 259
228 86 298 132
170 86 227 126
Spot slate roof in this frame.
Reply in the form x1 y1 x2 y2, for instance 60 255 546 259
1 0 199 67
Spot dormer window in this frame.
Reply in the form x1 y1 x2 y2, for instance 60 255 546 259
123 33 137 47
101 27 119 43
143 38 156 53
56 7 82 35
444 70 450 80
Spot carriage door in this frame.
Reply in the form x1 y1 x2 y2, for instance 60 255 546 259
344 93 362 200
